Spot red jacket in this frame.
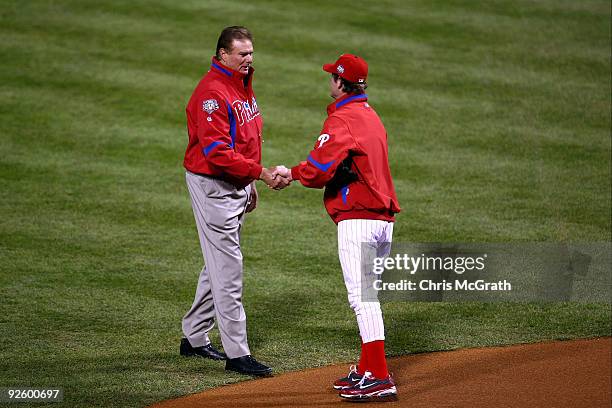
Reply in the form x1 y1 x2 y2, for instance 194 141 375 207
291 94 401 224
183 58 263 188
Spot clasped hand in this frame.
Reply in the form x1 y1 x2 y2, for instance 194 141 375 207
260 165 292 190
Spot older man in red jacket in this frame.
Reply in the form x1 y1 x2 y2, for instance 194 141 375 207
283 54 400 401
180 26 285 377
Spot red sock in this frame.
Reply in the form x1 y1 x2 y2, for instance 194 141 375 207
357 341 367 375
362 340 388 379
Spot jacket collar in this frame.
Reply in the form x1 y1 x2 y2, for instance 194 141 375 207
327 93 368 115
210 57 255 89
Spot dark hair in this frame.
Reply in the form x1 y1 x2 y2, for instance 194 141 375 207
332 74 367 94
216 26 253 59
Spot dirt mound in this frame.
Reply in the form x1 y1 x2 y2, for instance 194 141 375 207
150 337 611 408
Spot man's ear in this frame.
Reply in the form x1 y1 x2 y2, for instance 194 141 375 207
336 78 343 91
218 48 228 62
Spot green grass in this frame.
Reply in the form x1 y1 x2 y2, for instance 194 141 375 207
1 0 610 407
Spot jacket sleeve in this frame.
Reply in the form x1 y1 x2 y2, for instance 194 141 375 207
291 117 355 189
197 91 262 181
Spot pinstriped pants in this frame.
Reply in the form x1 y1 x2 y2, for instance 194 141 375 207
338 219 394 343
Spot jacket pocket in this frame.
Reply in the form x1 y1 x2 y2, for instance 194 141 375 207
326 180 387 212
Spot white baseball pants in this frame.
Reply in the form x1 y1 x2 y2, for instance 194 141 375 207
338 219 394 343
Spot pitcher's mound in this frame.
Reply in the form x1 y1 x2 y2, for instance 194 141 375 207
150 337 611 408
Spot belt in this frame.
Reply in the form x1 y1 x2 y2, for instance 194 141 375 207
187 170 221 180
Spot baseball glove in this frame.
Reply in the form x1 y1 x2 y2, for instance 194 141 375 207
327 156 359 190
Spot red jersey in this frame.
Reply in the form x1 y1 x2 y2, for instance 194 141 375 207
184 57 263 188
291 93 401 224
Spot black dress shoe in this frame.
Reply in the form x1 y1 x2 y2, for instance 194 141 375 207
225 355 272 376
180 338 227 360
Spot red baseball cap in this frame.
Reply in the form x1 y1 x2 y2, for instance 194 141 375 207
323 54 368 83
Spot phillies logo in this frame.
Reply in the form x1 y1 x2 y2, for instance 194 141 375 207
317 133 330 148
231 97 261 126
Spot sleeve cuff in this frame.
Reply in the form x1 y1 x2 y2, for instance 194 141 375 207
249 163 263 181
291 165 302 181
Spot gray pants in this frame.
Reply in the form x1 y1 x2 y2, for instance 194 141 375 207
182 171 252 359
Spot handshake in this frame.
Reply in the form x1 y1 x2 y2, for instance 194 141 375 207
259 165 292 190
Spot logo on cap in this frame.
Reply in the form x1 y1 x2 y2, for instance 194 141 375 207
337 65 344 74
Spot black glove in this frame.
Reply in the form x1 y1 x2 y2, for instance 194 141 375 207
327 156 359 190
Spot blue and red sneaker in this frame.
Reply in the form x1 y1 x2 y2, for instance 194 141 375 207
339 371 397 400
332 365 364 390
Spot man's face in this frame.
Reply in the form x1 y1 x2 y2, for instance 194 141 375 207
329 75 343 99
220 39 253 74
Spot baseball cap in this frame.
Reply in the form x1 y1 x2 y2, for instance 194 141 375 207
322 54 368 83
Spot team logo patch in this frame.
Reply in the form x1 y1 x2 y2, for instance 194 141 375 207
317 133 330 148
202 99 219 115
337 65 344 74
